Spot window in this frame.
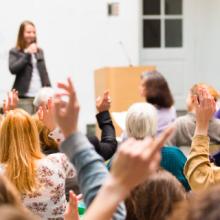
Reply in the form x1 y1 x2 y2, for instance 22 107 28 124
142 0 183 48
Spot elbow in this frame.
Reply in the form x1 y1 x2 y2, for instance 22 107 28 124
184 166 215 191
9 66 17 75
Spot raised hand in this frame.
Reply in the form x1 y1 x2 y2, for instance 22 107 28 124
3 89 19 113
53 77 80 138
96 90 111 113
25 43 38 54
64 191 80 220
38 98 56 131
194 88 216 136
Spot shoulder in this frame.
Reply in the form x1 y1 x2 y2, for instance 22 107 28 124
162 146 186 159
47 153 67 161
157 106 176 122
9 47 21 54
37 48 44 55
175 113 194 124
210 118 220 128
170 106 177 116
46 153 68 164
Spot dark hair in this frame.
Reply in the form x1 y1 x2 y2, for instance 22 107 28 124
141 70 174 108
16 21 37 50
126 170 185 220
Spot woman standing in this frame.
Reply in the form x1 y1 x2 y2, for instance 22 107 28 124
9 21 51 113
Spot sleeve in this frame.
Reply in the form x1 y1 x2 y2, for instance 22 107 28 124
9 49 31 75
60 132 126 220
184 135 220 191
90 111 117 160
36 49 51 87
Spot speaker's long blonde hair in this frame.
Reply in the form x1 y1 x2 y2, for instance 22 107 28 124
0 109 43 193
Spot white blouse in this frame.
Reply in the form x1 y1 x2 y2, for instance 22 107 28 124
1 153 76 219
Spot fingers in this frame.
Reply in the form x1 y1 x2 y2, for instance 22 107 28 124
3 100 7 113
103 90 109 99
193 95 199 107
149 126 175 156
53 94 63 118
64 190 79 219
96 96 101 103
48 97 53 110
67 77 75 95
76 194 83 201
69 190 78 213
196 88 216 113
57 78 75 96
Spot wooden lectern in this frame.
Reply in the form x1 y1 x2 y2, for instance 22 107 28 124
94 66 156 137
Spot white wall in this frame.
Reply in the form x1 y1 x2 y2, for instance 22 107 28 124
139 0 220 110
0 0 139 132
193 0 220 91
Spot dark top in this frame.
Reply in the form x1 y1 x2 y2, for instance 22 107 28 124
43 111 118 160
9 47 51 97
88 111 118 160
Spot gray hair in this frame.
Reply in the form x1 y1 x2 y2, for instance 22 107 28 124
125 102 157 140
33 87 55 107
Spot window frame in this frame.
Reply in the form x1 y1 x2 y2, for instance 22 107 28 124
142 0 183 49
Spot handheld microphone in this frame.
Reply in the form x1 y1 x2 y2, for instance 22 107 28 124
118 41 133 67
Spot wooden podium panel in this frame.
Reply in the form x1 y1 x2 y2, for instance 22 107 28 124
94 66 156 136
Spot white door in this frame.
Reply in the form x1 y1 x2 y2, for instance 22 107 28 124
139 0 196 109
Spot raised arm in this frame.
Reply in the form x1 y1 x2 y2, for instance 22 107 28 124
53 78 126 220
83 126 174 220
184 88 220 190
89 90 117 160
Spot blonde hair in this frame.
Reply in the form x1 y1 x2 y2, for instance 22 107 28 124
0 109 43 193
126 103 157 140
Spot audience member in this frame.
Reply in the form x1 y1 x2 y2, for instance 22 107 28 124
167 83 220 147
184 87 220 190
169 185 220 220
52 77 174 220
38 90 118 160
126 170 186 220
0 109 75 219
115 102 190 190
140 70 176 135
